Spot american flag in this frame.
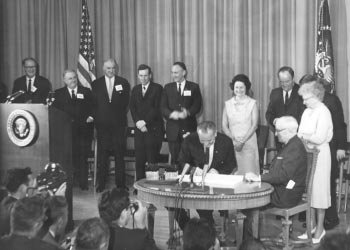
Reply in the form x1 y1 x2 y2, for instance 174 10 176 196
314 0 335 92
77 0 95 89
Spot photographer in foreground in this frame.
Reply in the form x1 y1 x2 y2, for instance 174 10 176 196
98 187 159 250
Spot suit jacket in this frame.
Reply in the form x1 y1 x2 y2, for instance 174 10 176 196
0 196 17 237
178 132 235 174
91 75 130 129
160 81 202 141
0 82 8 103
265 84 305 130
129 82 164 133
52 86 93 128
261 135 307 208
111 225 158 250
323 92 347 151
12 75 51 103
0 234 63 250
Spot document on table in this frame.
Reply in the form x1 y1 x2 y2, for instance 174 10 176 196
182 174 244 188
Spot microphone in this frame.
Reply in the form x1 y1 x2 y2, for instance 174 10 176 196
6 90 25 103
46 91 55 106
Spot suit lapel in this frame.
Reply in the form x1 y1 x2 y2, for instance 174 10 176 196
210 137 219 168
143 82 152 99
102 77 110 101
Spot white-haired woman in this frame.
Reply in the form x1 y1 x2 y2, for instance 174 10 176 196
297 79 333 244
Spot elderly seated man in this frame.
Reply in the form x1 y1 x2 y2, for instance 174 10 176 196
176 121 236 229
245 116 307 208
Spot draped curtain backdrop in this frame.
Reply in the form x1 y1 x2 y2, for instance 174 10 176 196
0 0 349 135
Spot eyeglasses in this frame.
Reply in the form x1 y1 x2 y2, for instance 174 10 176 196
275 128 287 134
24 66 36 69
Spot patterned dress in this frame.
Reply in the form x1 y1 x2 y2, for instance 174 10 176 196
224 96 260 175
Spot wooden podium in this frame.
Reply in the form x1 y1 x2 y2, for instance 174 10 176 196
0 104 73 227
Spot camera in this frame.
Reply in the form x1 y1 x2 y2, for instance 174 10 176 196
36 162 66 194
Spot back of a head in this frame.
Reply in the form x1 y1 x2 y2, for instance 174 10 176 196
11 196 45 234
239 238 267 250
6 167 32 193
98 187 130 225
76 217 110 250
317 232 350 250
183 218 216 250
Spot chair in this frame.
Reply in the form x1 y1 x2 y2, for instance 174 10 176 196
256 125 277 173
337 152 350 213
260 141 319 250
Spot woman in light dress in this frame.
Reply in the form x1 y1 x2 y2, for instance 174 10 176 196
222 74 259 175
297 79 332 244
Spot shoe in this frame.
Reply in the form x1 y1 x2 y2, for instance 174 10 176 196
297 227 316 240
312 230 326 244
324 218 339 230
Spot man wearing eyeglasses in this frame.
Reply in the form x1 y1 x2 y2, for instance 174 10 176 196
11 57 51 103
245 116 307 208
265 66 305 150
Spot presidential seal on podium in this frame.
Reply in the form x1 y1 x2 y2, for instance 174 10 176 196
7 109 38 147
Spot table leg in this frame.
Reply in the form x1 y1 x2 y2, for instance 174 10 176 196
251 208 260 238
147 204 157 238
168 209 175 239
338 161 344 213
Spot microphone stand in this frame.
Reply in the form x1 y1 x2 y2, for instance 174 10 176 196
5 90 24 103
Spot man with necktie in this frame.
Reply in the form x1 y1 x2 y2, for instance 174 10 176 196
130 64 164 183
12 57 51 103
160 62 202 165
175 121 235 229
265 66 305 150
53 70 93 190
91 59 130 192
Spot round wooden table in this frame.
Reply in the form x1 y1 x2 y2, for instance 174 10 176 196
134 179 274 248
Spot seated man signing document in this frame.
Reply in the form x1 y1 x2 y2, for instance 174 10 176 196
176 121 235 229
245 116 307 208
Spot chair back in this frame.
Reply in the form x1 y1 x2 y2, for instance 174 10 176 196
302 140 319 240
303 141 319 199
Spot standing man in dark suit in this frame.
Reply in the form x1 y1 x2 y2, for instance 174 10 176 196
0 82 8 103
265 66 305 150
160 62 202 164
130 64 164 182
92 59 130 192
53 70 93 190
175 121 235 229
299 75 348 230
12 57 51 103
245 116 307 208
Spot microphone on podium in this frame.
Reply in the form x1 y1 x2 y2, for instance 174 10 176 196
5 90 25 103
46 91 55 106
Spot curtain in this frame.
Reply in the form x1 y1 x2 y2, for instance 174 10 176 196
0 0 349 135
